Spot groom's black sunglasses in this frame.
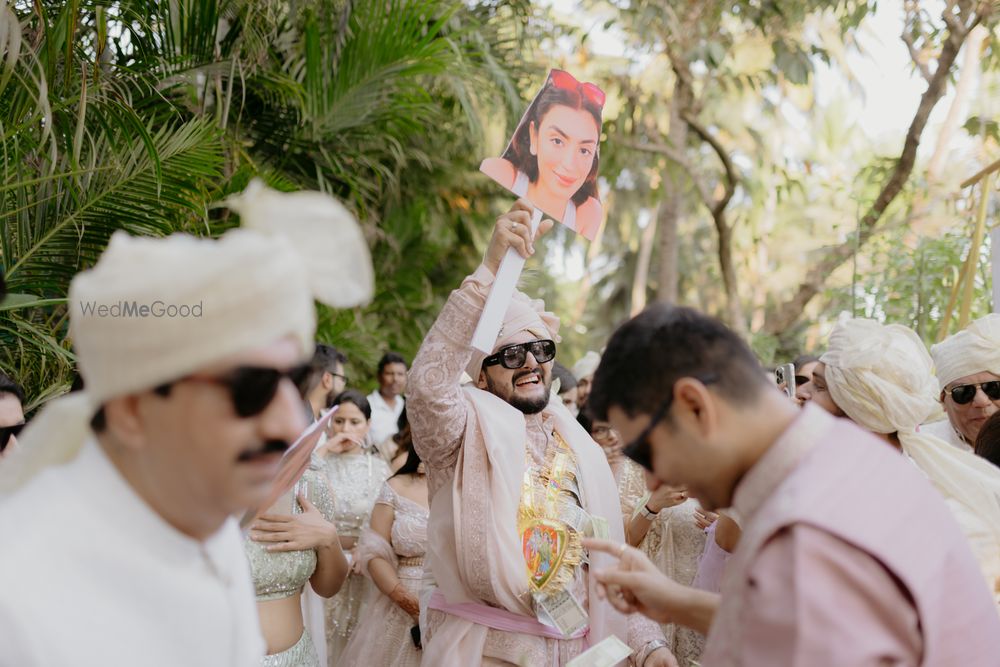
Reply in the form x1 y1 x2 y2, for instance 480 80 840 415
483 339 557 370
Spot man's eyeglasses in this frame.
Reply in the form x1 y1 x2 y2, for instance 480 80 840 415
592 425 619 439
483 339 556 370
164 364 310 418
945 380 1000 406
0 422 25 453
623 375 718 471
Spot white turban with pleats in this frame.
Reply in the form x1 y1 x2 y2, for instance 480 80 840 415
572 351 601 381
0 179 374 493
931 314 1000 390
821 318 1000 546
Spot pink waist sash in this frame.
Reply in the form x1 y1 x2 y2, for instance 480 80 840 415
427 589 589 640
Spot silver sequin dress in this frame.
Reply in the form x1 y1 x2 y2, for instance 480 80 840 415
322 450 391 663
245 466 336 666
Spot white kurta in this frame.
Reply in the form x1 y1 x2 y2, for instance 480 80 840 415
367 390 405 447
920 418 974 453
0 439 264 667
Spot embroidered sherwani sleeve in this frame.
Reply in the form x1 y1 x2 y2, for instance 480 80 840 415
408 264 494 481
627 612 668 663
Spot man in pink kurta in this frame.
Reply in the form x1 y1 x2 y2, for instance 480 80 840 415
407 202 670 666
584 304 1000 666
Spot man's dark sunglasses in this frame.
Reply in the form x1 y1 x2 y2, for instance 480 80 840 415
946 380 1000 405
166 364 310 418
623 375 718 471
483 339 556 370
0 422 25 452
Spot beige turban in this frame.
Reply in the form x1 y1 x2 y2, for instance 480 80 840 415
822 318 1000 543
930 314 1000 390
572 351 601 381
1 180 373 493
465 290 560 380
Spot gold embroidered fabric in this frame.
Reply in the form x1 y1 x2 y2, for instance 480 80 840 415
518 431 586 596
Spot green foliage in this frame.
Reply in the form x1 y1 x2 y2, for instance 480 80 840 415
827 224 994 345
0 0 534 404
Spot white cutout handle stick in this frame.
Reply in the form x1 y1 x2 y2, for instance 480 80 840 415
471 207 543 353
992 227 1000 313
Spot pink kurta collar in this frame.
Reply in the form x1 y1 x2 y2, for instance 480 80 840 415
731 405 833 525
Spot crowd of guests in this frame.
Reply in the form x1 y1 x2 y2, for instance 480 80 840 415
0 188 998 667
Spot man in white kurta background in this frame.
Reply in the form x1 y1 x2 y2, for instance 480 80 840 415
926 314 1000 452
0 181 373 667
368 351 408 448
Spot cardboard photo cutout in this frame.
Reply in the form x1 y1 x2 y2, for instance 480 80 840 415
481 69 605 241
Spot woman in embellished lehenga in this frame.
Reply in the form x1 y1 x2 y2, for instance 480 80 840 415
580 411 707 666
245 461 349 666
317 390 392 663
339 445 429 666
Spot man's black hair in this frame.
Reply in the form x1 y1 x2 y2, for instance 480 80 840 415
331 389 372 421
295 343 348 398
551 362 577 393
792 354 820 372
589 304 768 421
377 352 408 376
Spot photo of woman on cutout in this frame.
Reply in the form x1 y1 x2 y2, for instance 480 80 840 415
481 69 605 241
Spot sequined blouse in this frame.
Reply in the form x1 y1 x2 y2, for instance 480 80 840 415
323 451 391 539
245 467 337 602
375 483 428 559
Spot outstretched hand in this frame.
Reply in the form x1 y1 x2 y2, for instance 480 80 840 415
583 537 694 626
483 199 555 275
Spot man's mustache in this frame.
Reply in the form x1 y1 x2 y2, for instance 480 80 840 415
236 439 290 462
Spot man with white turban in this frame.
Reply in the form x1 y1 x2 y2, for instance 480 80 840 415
818 318 1000 608
0 180 373 666
407 200 672 666
572 350 601 411
926 314 1000 452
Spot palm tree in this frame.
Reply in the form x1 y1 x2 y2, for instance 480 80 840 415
0 0 532 406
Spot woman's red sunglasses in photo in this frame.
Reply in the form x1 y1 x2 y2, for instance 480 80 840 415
549 69 606 109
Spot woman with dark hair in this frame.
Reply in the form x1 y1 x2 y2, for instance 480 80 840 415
481 70 604 240
975 411 1000 468
339 446 428 666
315 389 391 662
389 408 413 472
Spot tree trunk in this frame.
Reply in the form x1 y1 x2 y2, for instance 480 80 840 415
910 24 987 237
713 208 747 333
763 6 980 336
655 77 692 303
631 209 658 315
572 191 610 321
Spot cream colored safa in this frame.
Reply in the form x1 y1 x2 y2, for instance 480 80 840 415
465 289 560 380
820 319 1000 590
1 179 373 492
930 314 1000 390
572 350 601 381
